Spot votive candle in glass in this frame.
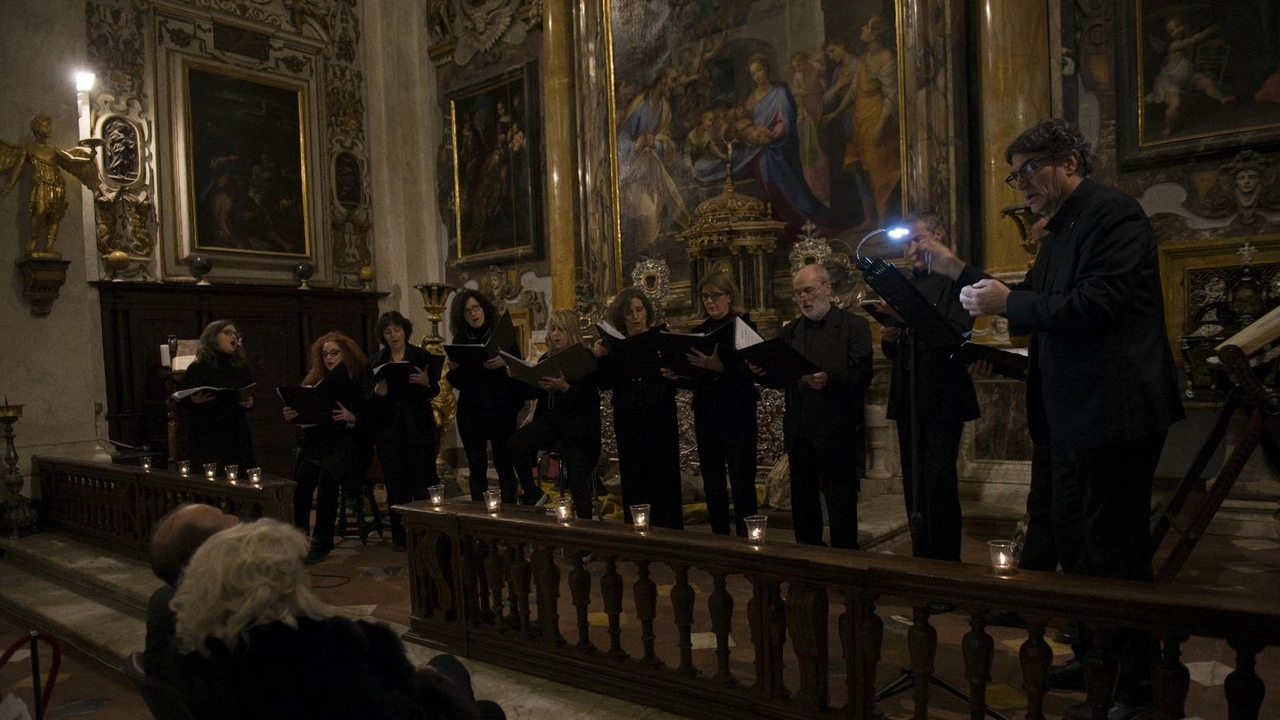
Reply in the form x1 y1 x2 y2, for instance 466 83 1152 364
988 540 1017 576
178 461 190 477
428 484 445 507
224 464 239 483
744 514 768 545
484 489 501 513
630 504 650 532
203 462 217 481
247 467 262 484
139 456 151 472
553 497 573 523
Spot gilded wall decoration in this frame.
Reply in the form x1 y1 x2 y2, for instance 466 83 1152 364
427 0 544 66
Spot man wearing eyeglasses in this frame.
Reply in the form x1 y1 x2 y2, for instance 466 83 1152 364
757 263 873 549
922 119 1183 720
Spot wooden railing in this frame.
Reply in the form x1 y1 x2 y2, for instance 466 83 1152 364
400 501 1278 720
32 456 294 560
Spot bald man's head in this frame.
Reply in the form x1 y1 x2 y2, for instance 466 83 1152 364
150 504 239 585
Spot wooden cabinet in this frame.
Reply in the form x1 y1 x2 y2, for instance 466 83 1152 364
95 282 385 477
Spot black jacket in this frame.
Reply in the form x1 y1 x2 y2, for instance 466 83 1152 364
368 344 441 439
181 354 255 469
882 271 980 425
680 314 761 411
297 363 372 477
448 326 523 414
956 178 1184 449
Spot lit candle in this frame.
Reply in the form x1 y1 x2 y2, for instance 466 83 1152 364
484 489 501 513
225 464 239 483
630 504 650 533
554 497 573 523
178 461 190 477
139 456 151 471
247 467 261 484
744 514 768 545
203 462 217 481
428 484 445 507
988 540 1017 576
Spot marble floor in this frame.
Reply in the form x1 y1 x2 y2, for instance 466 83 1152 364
0 497 1277 719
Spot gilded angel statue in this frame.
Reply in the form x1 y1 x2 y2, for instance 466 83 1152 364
1 114 110 257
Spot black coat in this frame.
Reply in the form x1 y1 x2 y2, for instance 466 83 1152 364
173 617 483 720
882 271 980 425
598 325 678 410
181 354 255 469
297 363 373 478
368 344 441 440
681 314 761 412
513 352 602 441
956 178 1184 450
448 326 523 415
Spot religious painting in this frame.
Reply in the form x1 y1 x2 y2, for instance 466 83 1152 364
1118 0 1280 169
448 63 544 266
186 65 311 256
605 0 906 282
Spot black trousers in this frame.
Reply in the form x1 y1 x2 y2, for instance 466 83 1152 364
1053 430 1167 703
293 459 339 551
1018 442 1058 571
694 403 758 536
614 400 683 529
788 437 859 549
896 418 964 561
509 417 600 518
375 420 438 543
457 405 519 502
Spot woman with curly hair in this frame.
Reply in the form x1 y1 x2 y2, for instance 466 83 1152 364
179 319 256 472
447 290 530 504
282 331 372 564
593 288 683 529
170 518 506 719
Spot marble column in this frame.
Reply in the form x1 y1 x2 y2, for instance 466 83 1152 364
543 0 580 309
975 0 1052 275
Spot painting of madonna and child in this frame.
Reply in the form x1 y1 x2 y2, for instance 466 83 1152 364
609 0 905 277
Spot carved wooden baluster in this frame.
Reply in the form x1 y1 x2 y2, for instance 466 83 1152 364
748 579 789 699
1152 633 1189 720
567 550 595 651
409 533 435 619
962 610 995 720
504 544 522 631
856 594 883 720
459 535 481 626
1082 627 1119 720
601 556 628 660
532 544 564 645
786 583 829 709
908 605 938 720
633 559 662 667
671 564 697 677
484 538 506 628
708 570 735 686
837 593 855 718
1019 617 1053 720
509 542 533 636
1224 637 1265 720
427 531 457 620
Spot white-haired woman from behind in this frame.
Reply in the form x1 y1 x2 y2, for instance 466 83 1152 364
169 519 505 720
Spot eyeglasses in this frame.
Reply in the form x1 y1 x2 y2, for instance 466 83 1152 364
321 349 342 358
792 284 828 300
219 328 241 338
463 305 485 315
699 292 727 302
1005 155 1054 188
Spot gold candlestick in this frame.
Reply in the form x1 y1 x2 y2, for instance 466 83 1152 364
1 398 37 537
415 282 459 493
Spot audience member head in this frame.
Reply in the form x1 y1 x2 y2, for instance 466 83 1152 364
302 331 368 385
792 263 833 321
607 287 654 337
172 518 330 655
196 319 248 367
694 272 744 321
1004 119 1091 219
375 311 414 350
903 211 948 272
150 503 239 586
545 309 583 353
449 289 499 333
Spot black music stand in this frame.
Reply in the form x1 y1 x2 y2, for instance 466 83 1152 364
858 257 1011 720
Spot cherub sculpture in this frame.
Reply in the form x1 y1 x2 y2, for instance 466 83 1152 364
1 115 110 257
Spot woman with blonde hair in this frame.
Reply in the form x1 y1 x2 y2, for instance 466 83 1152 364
282 331 372 564
507 309 601 519
170 519 504 719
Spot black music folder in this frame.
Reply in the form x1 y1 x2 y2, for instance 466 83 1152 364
951 341 1029 382
651 320 736 376
500 343 598 388
372 354 445 390
443 311 517 364
733 317 820 384
171 383 256 403
856 257 964 349
276 386 335 426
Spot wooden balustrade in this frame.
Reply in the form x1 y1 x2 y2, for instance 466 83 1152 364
400 501 1279 720
32 455 294 560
